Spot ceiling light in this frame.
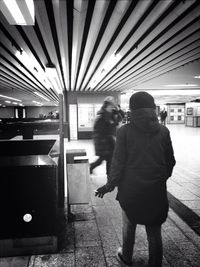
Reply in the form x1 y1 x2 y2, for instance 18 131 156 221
0 94 21 102
34 92 50 102
164 84 198 87
12 102 18 105
0 0 35 25
194 76 200 79
5 100 11 103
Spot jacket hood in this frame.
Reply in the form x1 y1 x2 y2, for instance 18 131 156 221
130 108 160 133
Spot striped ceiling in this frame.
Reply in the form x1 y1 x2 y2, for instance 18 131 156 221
0 0 200 106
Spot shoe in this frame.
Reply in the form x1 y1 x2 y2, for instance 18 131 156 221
116 247 132 266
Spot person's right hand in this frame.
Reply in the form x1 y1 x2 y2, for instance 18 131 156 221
95 185 114 198
95 185 108 198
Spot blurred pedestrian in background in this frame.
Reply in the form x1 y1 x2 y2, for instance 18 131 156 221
95 91 176 267
160 108 167 125
90 96 119 176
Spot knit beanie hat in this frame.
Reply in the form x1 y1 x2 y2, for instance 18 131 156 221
129 91 156 110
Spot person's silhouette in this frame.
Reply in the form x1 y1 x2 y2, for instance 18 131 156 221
95 92 176 267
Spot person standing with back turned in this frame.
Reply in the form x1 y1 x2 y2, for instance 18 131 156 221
95 91 176 267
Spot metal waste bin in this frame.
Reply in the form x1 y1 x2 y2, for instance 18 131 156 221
66 149 90 205
0 139 59 257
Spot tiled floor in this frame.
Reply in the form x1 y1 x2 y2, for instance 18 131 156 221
1 124 200 266
167 124 200 217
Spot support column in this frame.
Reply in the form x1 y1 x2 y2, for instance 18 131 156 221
58 93 64 208
64 92 78 141
63 91 70 139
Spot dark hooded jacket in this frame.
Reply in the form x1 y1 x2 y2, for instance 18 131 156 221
107 108 176 225
92 107 118 156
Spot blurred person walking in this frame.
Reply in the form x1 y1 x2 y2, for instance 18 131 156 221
90 96 119 176
95 92 176 267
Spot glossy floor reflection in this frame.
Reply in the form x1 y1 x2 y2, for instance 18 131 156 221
167 124 200 217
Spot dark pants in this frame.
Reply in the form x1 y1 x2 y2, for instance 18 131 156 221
90 154 113 175
122 209 163 267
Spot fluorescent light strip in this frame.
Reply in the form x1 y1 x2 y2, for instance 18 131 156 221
146 90 200 96
164 84 198 87
0 94 22 102
194 76 200 79
32 100 43 106
3 0 26 24
34 92 50 101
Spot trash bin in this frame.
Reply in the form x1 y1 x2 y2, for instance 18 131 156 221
0 139 59 257
66 149 90 205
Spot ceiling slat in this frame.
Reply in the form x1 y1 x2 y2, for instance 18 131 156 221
0 0 200 106
94 1 200 92
78 0 117 90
